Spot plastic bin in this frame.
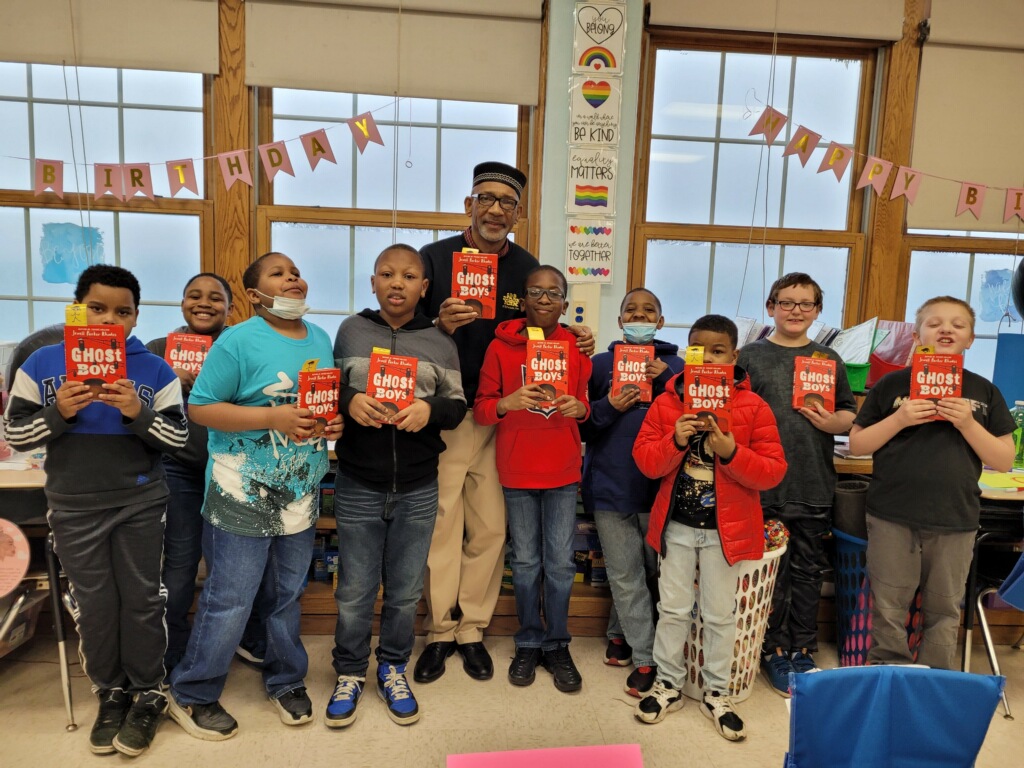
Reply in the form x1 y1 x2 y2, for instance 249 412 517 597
833 479 869 540
845 362 871 392
833 529 922 666
680 544 786 702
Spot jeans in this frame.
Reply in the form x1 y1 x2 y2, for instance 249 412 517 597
331 473 439 675
504 484 578 650
593 509 658 666
170 521 315 704
653 521 741 693
162 459 206 670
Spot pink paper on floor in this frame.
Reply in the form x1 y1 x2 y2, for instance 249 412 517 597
447 743 643 768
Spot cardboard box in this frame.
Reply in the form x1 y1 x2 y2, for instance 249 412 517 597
0 589 47 658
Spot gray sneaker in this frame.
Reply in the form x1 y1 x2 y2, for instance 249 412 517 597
112 690 167 757
168 696 239 741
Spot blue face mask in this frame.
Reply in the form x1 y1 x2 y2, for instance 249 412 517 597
622 322 658 344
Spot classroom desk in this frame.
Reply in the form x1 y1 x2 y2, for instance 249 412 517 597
834 455 872 475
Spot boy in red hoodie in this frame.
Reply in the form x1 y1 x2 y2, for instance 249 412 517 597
632 315 785 740
474 265 592 693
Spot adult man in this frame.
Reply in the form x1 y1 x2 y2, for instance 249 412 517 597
415 162 591 684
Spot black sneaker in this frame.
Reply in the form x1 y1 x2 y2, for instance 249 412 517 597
168 696 239 741
112 690 167 757
701 691 745 741
605 638 633 667
90 688 131 755
508 647 542 687
625 665 658 698
540 646 583 693
271 687 314 726
635 680 684 724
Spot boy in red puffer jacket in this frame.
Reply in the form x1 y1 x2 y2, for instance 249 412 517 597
632 314 786 741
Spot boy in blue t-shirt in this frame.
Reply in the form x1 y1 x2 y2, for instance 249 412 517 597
168 252 342 741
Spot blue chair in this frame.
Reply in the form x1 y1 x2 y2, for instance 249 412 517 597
973 551 1024 719
784 666 1004 768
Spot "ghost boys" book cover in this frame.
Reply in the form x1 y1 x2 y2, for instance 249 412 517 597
792 356 836 412
910 352 962 420
64 325 127 395
367 352 418 414
297 368 341 437
452 251 498 319
680 364 733 432
526 338 570 409
611 344 653 402
164 332 213 376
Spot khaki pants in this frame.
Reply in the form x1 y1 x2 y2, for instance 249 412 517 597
422 410 507 644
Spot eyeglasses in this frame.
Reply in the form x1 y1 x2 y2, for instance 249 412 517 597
772 299 819 312
471 193 519 212
525 287 565 301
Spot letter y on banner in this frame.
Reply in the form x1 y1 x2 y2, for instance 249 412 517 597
347 112 385 154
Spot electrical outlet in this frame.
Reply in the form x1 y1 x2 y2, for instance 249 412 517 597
571 299 588 327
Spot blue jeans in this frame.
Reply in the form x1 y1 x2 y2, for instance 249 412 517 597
331 473 439 675
504 484 578 650
593 509 658 666
170 521 315 704
162 459 205 670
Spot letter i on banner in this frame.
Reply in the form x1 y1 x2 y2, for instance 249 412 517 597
956 182 986 219
34 159 64 198
855 155 893 196
258 141 295 182
124 163 155 200
94 164 125 201
1005 188 1024 223
217 150 253 191
748 106 788 144
166 159 199 196
300 129 337 170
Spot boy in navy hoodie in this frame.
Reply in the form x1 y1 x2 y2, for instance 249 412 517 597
581 288 683 697
4 265 187 758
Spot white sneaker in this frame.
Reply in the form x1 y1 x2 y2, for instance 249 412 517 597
634 680 684 724
701 691 745 741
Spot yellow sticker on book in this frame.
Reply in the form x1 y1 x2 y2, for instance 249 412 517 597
460 247 480 254
300 359 320 372
526 326 545 341
64 304 88 326
684 345 704 365
371 347 390 355
915 345 935 354
811 351 830 359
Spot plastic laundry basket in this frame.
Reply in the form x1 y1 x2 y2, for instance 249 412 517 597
680 544 786 702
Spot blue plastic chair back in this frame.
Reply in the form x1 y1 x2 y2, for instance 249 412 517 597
784 666 1004 768
997 552 1024 610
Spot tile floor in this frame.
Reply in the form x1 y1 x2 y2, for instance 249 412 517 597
1 633 1022 767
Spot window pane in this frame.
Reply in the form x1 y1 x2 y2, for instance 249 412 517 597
644 240 712 326
970 254 1022 335
395 97 441 124
119 213 201 304
123 109 204 198
352 227 437 312
791 57 861 144
307 312 344 343
0 62 28 97
441 100 516 128
274 89 355 120
646 139 713 224
651 50 723 138
31 64 118 102
0 101 30 189
709 243 781 320
32 298 72 330
781 147 851 230
272 119 355 207
270 222 352 313
966 337 996 380
356 126 439 211
720 54 792 141
440 128 517 212
135 304 189 348
122 69 202 108
905 251 970 321
0 300 29 342
781 245 849 326
0 207 28 294
34 104 120 194
30 209 115 297
713 143 784 226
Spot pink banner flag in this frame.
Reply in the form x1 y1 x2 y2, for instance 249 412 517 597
94 163 125 201
347 112 385 154
258 141 295 183
123 163 155 200
34 159 64 198
855 156 893 196
167 159 199 197
956 182 986 219
816 142 853 181
1004 188 1024 223
748 106 788 144
300 129 336 170
218 150 253 191
889 166 924 204
782 125 821 167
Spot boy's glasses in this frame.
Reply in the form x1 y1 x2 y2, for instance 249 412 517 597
772 300 819 312
471 193 519 212
525 287 565 301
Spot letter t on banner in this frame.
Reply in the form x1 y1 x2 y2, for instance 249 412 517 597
34 159 64 198
300 129 337 170
347 112 385 154
258 141 295 182
748 106 788 145
166 159 199 196
217 150 253 191
956 182 986 219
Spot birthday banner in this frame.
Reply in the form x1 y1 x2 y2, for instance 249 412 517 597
750 106 1024 223
565 218 614 283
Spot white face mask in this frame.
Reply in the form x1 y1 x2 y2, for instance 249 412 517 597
255 289 309 320
622 322 658 344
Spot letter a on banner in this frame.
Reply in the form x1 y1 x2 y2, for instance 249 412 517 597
124 164 155 200
782 126 821 167
217 150 253 191
167 159 199 196
35 159 64 198
258 141 295 182
855 156 893 196
1004 188 1024 223
347 112 385 154
816 142 853 181
94 164 125 201
956 182 986 219
889 166 924 204
300 129 337 170
748 106 787 144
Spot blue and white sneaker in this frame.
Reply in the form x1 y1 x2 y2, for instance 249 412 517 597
325 675 364 728
761 649 794 698
377 663 420 725
790 649 820 674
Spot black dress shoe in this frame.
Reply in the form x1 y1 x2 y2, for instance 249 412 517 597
414 641 456 683
457 641 494 680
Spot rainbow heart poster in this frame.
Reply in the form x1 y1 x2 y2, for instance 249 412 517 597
570 74 622 149
565 217 614 284
567 146 617 215
572 2 625 76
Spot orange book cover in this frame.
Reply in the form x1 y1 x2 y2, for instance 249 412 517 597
367 352 417 414
452 251 498 319
298 368 341 436
164 332 213 376
526 339 571 408
64 325 127 394
792 356 836 412
611 344 653 402
680 364 733 432
910 353 963 420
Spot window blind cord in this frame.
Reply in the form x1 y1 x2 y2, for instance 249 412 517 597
390 0 404 241
62 0 94 265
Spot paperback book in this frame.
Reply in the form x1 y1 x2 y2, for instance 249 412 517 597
297 367 341 436
368 352 417 413
910 352 962 420
611 344 653 402
452 251 499 319
64 325 127 395
164 332 213 376
792 356 836 412
526 339 571 408
680 364 733 432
